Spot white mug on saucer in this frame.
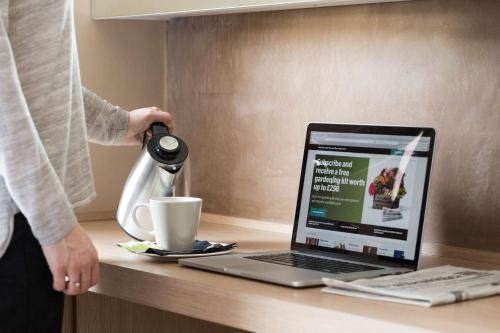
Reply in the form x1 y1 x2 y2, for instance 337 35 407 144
132 197 202 252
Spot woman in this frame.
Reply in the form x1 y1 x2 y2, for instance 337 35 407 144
0 0 173 331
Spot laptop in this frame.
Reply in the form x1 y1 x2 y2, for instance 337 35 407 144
180 123 436 287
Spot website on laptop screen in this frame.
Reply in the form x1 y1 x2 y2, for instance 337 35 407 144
295 131 432 261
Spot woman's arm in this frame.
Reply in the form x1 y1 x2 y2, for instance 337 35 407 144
82 87 130 145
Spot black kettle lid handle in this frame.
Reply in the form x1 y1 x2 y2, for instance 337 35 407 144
142 122 170 149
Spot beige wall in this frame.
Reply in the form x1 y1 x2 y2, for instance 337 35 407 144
167 0 500 252
74 0 166 217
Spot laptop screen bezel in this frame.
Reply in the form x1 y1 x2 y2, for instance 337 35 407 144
290 123 436 269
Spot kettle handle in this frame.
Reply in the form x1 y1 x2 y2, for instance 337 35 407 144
150 122 170 136
142 122 170 149
131 203 155 237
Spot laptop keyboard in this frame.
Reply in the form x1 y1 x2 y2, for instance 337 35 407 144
244 252 383 274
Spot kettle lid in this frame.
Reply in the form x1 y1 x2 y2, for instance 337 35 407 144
146 122 188 169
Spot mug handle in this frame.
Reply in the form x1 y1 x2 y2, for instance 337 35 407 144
131 203 155 237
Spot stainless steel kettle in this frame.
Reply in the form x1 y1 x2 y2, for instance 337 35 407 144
116 122 190 241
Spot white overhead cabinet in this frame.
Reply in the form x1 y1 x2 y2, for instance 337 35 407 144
92 0 410 20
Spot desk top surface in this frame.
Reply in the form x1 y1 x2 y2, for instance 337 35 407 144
83 219 500 333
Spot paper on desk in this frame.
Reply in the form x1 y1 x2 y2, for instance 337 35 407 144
322 265 500 307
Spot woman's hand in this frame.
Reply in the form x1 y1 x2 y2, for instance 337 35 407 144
41 224 99 295
123 106 175 145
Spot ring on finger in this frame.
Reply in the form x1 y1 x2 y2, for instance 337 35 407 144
67 280 81 288
64 276 81 288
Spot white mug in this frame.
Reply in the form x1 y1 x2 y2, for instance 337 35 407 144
132 197 202 252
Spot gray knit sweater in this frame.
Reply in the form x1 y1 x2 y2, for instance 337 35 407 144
0 0 129 257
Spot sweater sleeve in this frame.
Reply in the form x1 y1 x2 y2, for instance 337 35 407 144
82 87 129 145
0 15 76 246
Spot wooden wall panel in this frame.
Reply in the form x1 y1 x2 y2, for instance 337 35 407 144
167 0 500 252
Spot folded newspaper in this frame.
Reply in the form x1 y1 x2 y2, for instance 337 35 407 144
322 266 500 307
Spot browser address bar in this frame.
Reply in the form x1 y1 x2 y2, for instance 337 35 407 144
311 137 406 146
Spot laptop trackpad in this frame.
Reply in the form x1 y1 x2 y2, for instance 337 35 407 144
229 263 289 273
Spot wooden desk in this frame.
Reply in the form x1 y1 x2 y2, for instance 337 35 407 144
78 219 500 333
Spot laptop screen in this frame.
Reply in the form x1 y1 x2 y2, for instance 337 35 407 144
292 124 435 266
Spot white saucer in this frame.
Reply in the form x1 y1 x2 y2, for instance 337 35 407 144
136 246 235 262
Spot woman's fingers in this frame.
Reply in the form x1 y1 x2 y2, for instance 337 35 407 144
65 264 81 295
80 263 92 293
149 106 175 132
41 242 68 292
65 265 92 295
51 264 66 292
